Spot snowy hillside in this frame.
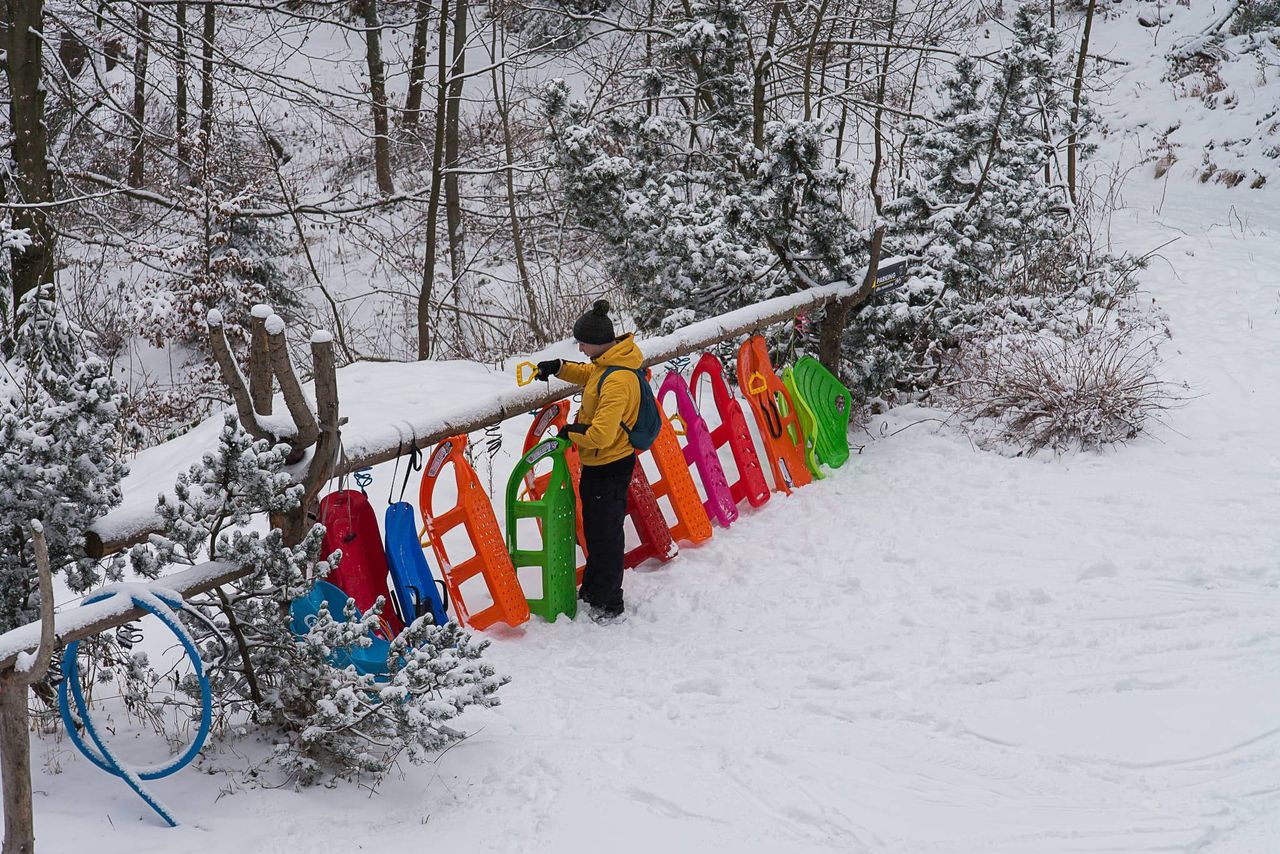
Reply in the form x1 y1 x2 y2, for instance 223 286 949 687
15 4 1280 854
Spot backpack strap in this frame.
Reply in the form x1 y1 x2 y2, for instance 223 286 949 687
596 366 642 437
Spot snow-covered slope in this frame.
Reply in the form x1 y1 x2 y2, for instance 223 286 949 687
22 6 1280 854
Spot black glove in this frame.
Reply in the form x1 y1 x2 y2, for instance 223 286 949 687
557 423 587 440
535 359 562 381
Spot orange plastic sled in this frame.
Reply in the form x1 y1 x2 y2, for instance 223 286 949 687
418 435 530 631
645 408 713 546
524 400 677 574
736 335 813 495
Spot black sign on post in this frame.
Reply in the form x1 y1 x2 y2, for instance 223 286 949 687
870 256 910 296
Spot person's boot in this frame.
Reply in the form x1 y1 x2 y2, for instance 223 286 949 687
588 603 625 625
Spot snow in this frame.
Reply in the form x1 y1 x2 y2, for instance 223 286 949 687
251 304 273 319
309 329 333 344
26 7 1280 852
264 314 286 336
205 308 223 327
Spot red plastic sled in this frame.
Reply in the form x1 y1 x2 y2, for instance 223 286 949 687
690 351 771 509
318 489 405 635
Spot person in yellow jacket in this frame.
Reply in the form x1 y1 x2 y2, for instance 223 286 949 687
534 300 641 623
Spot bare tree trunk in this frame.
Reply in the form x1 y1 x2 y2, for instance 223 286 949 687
4 0 56 312
361 0 395 193
801 0 832 121
1068 0 1098 205
417 0 451 359
752 0 783 149
443 0 468 296
818 226 883 372
128 0 151 188
489 20 543 342
176 0 189 162
199 0 215 156
402 0 430 128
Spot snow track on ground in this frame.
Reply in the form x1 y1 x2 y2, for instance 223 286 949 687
35 169 1280 849
29 7 1280 850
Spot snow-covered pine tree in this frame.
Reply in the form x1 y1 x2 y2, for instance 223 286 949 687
849 3 1113 398
0 285 130 633
543 0 866 331
128 414 507 785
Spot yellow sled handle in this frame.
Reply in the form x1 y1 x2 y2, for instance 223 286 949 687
515 361 538 387
747 372 768 396
669 413 687 437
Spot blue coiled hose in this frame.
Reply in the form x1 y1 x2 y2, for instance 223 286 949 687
58 588 212 827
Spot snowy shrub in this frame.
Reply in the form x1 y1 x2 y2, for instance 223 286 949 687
1230 0 1280 35
949 321 1178 454
134 200 295 352
0 286 130 633
127 415 506 786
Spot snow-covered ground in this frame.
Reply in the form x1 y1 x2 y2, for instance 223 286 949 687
20 7 1280 854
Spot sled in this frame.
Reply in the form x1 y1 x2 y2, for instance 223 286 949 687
658 370 739 527
782 366 826 480
788 356 853 469
419 435 530 631
318 489 404 635
507 438 578 622
385 501 450 627
645 405 714 547
523 400 677 573
688 352 771 510
735 336 812 495
290 580 392 678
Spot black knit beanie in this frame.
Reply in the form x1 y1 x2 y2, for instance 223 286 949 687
572 300 616 345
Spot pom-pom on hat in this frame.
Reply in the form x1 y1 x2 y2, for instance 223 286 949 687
572 300 616 345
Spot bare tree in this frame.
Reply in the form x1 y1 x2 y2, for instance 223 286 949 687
129 0 152 187
360 0 395 193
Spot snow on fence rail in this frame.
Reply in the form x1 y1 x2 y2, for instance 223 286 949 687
85 279 862 559
0 562 242 672
0 278 869 675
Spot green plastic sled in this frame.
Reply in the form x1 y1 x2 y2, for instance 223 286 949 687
506 437 579 622
789 356 853 469
781 367 826 480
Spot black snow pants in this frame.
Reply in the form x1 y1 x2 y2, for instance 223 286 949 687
578 453 636 613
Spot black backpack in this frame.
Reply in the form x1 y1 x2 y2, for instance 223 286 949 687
597 366 662 451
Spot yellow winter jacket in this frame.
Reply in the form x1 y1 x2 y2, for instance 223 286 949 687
555 334 644 466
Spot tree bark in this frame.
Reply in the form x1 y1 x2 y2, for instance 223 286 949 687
1068 0 1098 205
5 0 57 312
176 0 189 163
443 0 468 297
361 0 395 194
402 0 430 128
818 225 883 372
417 0 450 359
128 0 151 188
490 20 543 342
1 522 55 854
199 0 216 155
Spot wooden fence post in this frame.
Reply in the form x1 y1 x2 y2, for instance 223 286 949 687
1 522 56 854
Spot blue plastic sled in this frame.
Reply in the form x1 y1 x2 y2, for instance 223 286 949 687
385 501 450 627
290 580 391 679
